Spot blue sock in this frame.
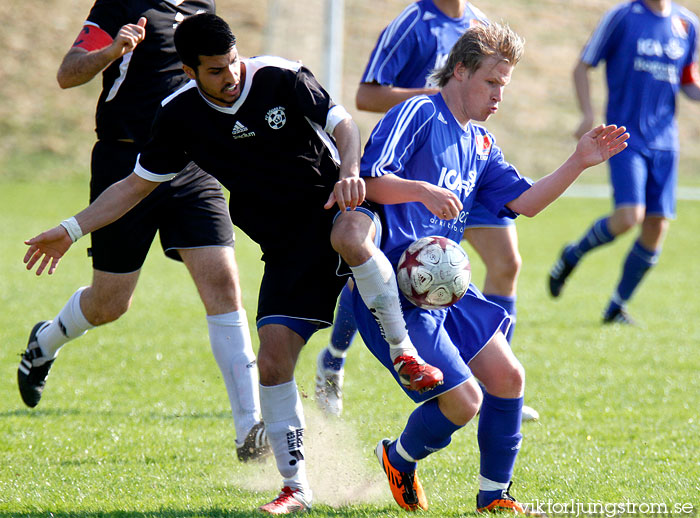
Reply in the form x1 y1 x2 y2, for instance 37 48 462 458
606 240 659 315
388 399 462 472
484 294 516 343
323 284 358 371
478 392 523 486
564 217 615 266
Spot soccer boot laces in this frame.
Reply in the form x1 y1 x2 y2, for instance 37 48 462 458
236 421 272 462
17 321 54 408
375 438 428 511
393 355 443 393
314 349 344 417
258 486 312 514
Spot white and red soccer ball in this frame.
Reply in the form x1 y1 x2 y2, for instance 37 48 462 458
397 236 471 310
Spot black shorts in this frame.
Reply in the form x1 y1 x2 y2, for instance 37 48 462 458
254 204 371 328
89 140 234 273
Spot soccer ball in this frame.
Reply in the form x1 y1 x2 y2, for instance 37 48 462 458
397 236 471 310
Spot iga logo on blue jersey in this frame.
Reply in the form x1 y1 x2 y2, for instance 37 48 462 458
438 167 476 198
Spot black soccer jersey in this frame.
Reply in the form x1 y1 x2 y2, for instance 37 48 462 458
86 0 214 144
136 56 346 251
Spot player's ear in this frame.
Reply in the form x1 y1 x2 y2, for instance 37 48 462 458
454 62 468 81
183 64 196 80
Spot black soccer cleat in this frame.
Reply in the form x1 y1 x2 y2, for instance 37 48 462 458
548 245 577 298
17 321 54 408
236 421 272 462
602 307 636 326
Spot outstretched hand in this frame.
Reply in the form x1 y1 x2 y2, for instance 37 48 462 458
24 226 73 276
575 124 629 168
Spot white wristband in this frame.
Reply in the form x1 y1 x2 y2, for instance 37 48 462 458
60 217 83 243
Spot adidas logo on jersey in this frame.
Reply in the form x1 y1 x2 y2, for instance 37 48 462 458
232 121 255 139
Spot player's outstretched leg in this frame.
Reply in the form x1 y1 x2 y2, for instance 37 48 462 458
258 380 312 514
547 244 579 297
315 284 356 416
331 211 444 393
602 239 658 325
548 217 616 298
375 398 467 511
17 287 95 407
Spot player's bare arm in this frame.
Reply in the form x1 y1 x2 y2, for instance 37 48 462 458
325 117 364 211
355 83 440 113
57 17 147 89
24 172 158 276
573 60 595 139
508 124 629 217
365 174 462 220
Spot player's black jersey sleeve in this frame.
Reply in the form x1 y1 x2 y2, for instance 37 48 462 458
135 86 194 180
85 0 215 144
293 66 337 129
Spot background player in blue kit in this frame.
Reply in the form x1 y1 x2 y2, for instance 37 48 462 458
315 0 537 422
22 13 446 515
351 23 628 512
16 0 269 462
548 0 700 323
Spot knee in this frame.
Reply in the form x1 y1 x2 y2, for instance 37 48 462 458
642 217 669 239
331 213 372 260
499 362 525 398
489 249 522 283
257 350 294 386
439 381 483 426
485 362 525 399
613 210 644 234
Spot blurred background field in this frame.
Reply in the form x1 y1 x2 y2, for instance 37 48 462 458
1 0 700 516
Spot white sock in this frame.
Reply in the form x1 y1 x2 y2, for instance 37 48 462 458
350 254 419 362
479 474 509 492
260 380 309 491
36 287 94 360
207 310 261 445
326 343 347 358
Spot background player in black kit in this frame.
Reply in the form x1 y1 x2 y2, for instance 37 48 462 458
17 1 270 462
23 13 444 514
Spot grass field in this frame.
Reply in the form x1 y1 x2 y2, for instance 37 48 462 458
1 180 699 517
2 0 700 514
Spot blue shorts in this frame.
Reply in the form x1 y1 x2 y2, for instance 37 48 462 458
464 201 514 229
351 284 511 403
608 147 678 218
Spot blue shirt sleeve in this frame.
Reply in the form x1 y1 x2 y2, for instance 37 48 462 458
360 4 426 86
474 140 533 218
580 4 629 66
360 96 435 178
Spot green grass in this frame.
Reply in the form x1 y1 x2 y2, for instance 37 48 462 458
1 181 699 517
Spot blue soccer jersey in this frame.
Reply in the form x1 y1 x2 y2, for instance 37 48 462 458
581 0 699 152
360 0 487 88
361 93 532 266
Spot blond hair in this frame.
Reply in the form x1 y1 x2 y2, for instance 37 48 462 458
430 22 524 87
